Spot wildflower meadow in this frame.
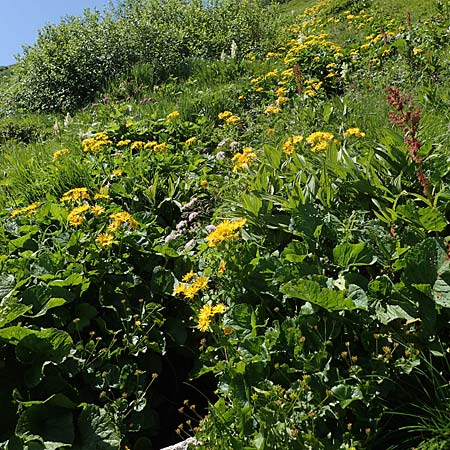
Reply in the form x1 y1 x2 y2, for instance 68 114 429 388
1 0 450 449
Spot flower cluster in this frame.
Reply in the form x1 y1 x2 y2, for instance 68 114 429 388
108 211 138 232
61 187 90 203
282 135 303 154
206 218 246 247
197 303 227 332
82 132 112 153
167 111 180 121
231 147 257 172
53 149 70 162
11 202 40 217
218 111 241 125
173 273 209 300
343 128 366 138
306 131 335 153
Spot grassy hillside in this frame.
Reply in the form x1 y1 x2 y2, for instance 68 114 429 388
1 0 450 449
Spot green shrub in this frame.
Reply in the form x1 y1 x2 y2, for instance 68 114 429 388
6 0 280 113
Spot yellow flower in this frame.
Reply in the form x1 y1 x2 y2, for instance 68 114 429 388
11 202 40 217
94 193 110 200
218 260 227 275
108 211 138 231
112 169 123 177
184 137 197 146
292 135 303 144
68 214 84 227
197 304 213 332
182 271 196 282
232 146 257 172
53 149 70 162
212 303 226 314
117 140 131 147
97 233 114 247
154 143 168 152
265 105 281 115
225 115 241 125
90 204 105 216
413 48 423 56
200 180 208 188
192 276 209 291
131 141 145 151
183 284 201 300
218 111 233 120
206 218 246 247
343 128 366 138
167 111 180 120
144 141 158 149
283 138 294 154
61 187 90 203
173 283 187 296
306 131 335 153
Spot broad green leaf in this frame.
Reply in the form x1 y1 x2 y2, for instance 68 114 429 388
403 238 446 286
74 405 121 450
0 297 32 328
374 304 416 325
418 207 448 232
0 273 15 300
331 384 363 409
263 144 281 169
281 240 308 263
333 242 377 269
280 279 355 311
241 192 263 217
16 404 74 447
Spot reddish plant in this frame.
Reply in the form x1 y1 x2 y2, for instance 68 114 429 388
386 86 432 200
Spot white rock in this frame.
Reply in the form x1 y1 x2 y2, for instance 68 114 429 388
160 437 197 450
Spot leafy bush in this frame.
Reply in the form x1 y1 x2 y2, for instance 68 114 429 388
5 0 280 112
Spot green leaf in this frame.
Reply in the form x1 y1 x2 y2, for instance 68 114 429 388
403 238 446 286
0 273 15 300
0 297 32 328
263 144 281 169
16 404 74 447
333 242 377 269
281 240 308 263
280 279 355 311
74 405 121 450
331 384 363 409
418 207 448 232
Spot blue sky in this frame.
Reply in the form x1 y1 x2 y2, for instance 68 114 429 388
1 0 110 66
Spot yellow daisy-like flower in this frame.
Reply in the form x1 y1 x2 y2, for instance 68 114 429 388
68 214 84 227
173 283 187 296
11 202 40 217
225 115 241 125
182 271 196 282
112 169 123 177
96 233 114 247
184 137 197 146
131 141 145 151
343 128 366 138
232 146 256 172
90 204 105 216
167 111 180 120
218 111 234 120
61 187 90 203
283 138 295 154
94 193 110 200
154 143 168 152
197 304 213 332
53 149 70 162
144 141 158 150
192 276 209 291
218 260 227 275
117 140 131 147
265 105 281 115
183 284 201 300
306 131 335 153
206 218 246 247
108 211 138 231
212 303 227 314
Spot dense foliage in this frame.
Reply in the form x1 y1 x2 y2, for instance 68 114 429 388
3 0 280 112
1 0 450 449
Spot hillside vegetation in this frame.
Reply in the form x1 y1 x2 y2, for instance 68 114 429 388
1 0 450 449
